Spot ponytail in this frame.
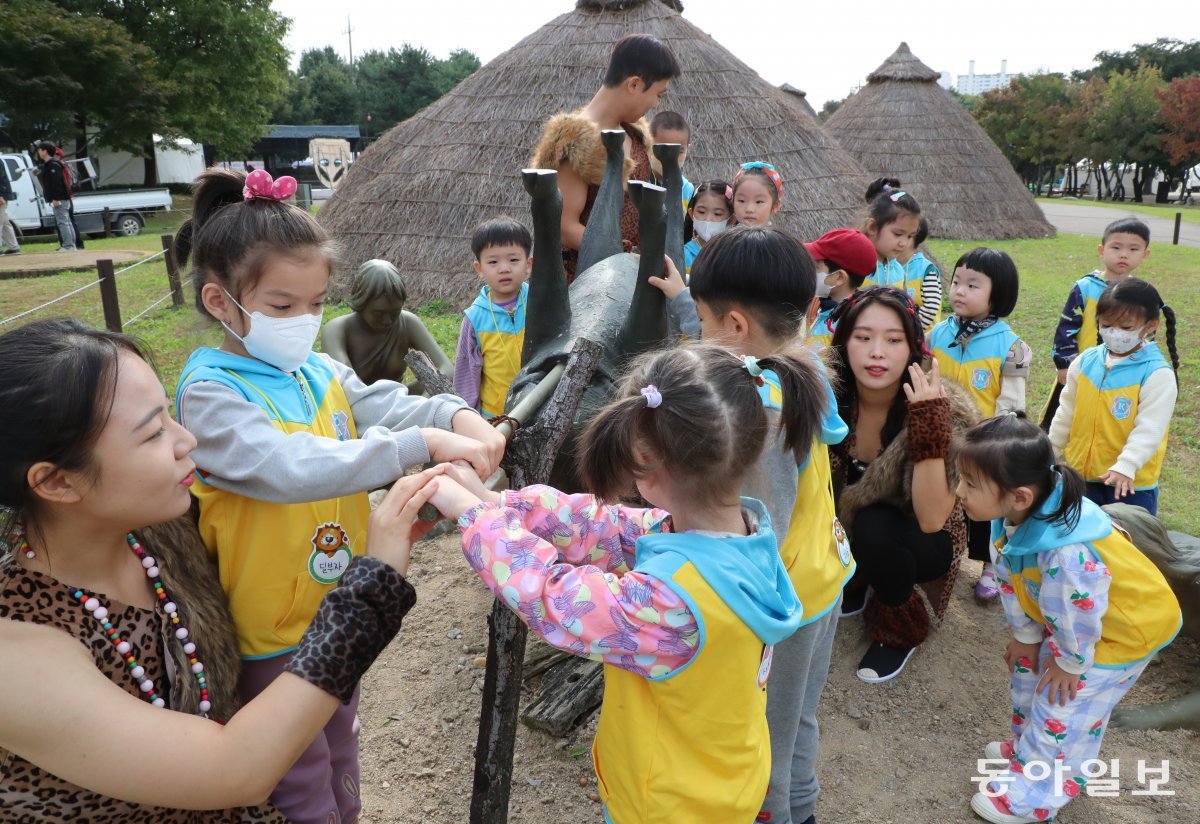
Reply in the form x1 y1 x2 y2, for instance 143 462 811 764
578 342 834 507
1044 462 1086 532
173 169 339 319
577 393 650 502
1162 303 1180 376
865 176 902 203
757 347 831 456
959 413 1083 532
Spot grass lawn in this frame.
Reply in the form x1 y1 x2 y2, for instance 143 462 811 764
1036 196 1200 226
4 227 1198 534
928 234 1200 535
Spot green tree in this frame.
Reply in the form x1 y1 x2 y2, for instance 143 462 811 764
356 45 479 136
58 0 290 182
0 0 167 154
275 47 357 125
1087 65 1167 202
1077 38 1200 83
817 97 843 122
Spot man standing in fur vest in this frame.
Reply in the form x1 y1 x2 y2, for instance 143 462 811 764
530 34 680 279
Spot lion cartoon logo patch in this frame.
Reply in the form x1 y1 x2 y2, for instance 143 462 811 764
308 522 352 584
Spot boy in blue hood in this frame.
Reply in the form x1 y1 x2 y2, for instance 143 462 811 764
416 342 828 824
955 414 1179 824
454 217 532 416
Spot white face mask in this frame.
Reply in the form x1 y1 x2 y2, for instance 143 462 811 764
223 289 321 372
815 273 836 299
1098 324 1145 355
693 218 728 243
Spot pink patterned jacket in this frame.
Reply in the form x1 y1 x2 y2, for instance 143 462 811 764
457 485 700 678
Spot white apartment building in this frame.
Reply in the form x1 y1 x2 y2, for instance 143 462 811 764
956 59 1014 95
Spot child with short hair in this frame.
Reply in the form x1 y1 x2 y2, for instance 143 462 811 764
1041 218 1151 427
650 110 695 213
454 217 533 417
956 414 1179 824
929 247 1032 600
861 177 941 333
173 168 504 824
898 214 942 328
1049 278 1178 516
682 179 732 274
804 227 878 348
732 161 783 226
419 341 830 823
689 225 854 824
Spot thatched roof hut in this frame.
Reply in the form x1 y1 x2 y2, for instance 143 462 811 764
824 43 1054 240
319 0 869 308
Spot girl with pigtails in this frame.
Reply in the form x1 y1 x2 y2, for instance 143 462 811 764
1048 278 1179 516
411 342 829 824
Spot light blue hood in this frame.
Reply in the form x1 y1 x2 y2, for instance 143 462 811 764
634 497 803 647
992 474 1112 573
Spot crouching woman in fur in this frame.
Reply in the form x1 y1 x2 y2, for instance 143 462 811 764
0 319 430 822
828 287 979 682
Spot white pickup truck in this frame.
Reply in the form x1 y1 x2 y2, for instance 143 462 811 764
2 152 172 239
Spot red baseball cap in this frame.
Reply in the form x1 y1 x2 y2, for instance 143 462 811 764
804 228 877 279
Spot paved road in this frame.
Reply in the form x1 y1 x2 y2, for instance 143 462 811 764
1039 201 1200 248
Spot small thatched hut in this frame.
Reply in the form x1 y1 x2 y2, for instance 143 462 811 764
319 0 869 308
825 43 1054 240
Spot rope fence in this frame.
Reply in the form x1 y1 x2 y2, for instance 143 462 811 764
0 235 186 332
0 277 105 328
126 274 192 327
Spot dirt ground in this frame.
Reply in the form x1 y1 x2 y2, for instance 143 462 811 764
357 535 1198 823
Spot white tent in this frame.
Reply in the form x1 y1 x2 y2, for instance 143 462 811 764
91 135 205 187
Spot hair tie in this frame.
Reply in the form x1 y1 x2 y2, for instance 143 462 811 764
733 161 784 200
640 385 663 409
1049 463 1058 473
882 183 892 192
243 169 298 202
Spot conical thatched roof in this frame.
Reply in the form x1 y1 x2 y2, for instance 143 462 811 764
319 0 869 308
825 43 1054 240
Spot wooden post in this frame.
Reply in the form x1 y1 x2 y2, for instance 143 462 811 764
161 235 185 307
102 207 112 238
1174 212 1182 246
470 338 602 824
96 259 122 332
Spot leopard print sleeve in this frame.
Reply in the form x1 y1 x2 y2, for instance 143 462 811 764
906 396 952 463
285 556 415 703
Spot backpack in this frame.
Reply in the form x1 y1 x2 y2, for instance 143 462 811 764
55 148 74 193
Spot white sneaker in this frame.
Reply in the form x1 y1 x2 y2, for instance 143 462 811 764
984 740 1014 761
970 792 1051 823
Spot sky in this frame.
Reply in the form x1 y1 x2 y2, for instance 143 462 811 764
272 0 1198 107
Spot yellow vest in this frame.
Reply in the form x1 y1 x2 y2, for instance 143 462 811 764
999 525 1179 668
1063 344 1172 490
178 353 371 658
465 284 527 417
930 318 1020 419
593 560 772 822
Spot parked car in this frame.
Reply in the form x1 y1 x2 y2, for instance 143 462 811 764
1 152 172 240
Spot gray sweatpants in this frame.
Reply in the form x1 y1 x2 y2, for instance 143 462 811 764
0 199 18 250
53 201 77 249
760 592 842 824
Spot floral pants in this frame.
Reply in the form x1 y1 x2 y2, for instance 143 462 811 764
993 645 1149 818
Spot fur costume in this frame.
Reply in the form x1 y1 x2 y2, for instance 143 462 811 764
530 110 661 187
832 382 979 624
140 511 243 721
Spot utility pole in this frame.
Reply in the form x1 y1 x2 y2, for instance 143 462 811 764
343 15 355 69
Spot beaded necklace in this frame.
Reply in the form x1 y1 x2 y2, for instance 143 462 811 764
15 527 211 716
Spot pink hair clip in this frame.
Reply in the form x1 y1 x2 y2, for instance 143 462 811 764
725 185 734 201
243 169 298 202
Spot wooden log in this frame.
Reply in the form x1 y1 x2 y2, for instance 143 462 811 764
404 349 455 397
521 657 604 737
470 338 602 824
